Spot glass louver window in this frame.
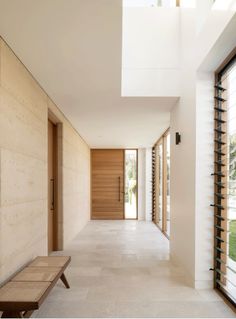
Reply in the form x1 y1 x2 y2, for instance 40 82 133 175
214 55 236 305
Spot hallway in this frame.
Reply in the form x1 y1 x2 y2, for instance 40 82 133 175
36 221 235 318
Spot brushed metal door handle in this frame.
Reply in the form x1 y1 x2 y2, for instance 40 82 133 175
50 178 55 210
118 176 121 202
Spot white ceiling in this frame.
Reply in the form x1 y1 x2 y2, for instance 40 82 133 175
0 0 178 148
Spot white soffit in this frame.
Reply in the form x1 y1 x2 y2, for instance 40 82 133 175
0 0 178 147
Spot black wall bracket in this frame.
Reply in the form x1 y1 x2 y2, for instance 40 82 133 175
175 132 181 145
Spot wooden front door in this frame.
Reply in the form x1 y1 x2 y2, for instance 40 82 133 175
91 149 124 219
48 120 56 253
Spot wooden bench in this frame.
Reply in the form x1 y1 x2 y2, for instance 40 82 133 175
0 256 71 318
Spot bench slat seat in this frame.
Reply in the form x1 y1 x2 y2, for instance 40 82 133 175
0 256 71 318
11 267 60 282
0 282 50 303
29 256 69 268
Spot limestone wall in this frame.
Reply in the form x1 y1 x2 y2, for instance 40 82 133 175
0 38 90 282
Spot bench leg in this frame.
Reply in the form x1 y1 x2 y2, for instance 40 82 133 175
23 310 34 318
1 311 23 318
60 272 70 288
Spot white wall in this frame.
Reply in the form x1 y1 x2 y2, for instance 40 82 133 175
196 0 214 34
196 8 236 70
122 7 180 96
170 8 196 286
170 5 236 288
195 71 215 289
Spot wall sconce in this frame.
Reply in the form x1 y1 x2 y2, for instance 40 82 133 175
175 132 181 145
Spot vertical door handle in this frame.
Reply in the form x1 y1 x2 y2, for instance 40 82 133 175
118 176 121 202
50 178 55 210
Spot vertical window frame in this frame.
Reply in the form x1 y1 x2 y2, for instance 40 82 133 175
152 128 170 238
214 49 236 307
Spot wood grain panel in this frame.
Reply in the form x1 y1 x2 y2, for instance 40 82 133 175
91 149 124 219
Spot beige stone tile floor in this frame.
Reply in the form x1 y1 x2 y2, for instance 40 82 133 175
35 220 236 318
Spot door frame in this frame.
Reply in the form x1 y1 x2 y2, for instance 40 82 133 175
48 110 63 251
124 149 138 220
90 148 138 220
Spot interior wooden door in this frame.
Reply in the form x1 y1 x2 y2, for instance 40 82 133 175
91 149 124 219
48 120 56 253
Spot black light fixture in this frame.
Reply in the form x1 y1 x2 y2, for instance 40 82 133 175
175 132 181 145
